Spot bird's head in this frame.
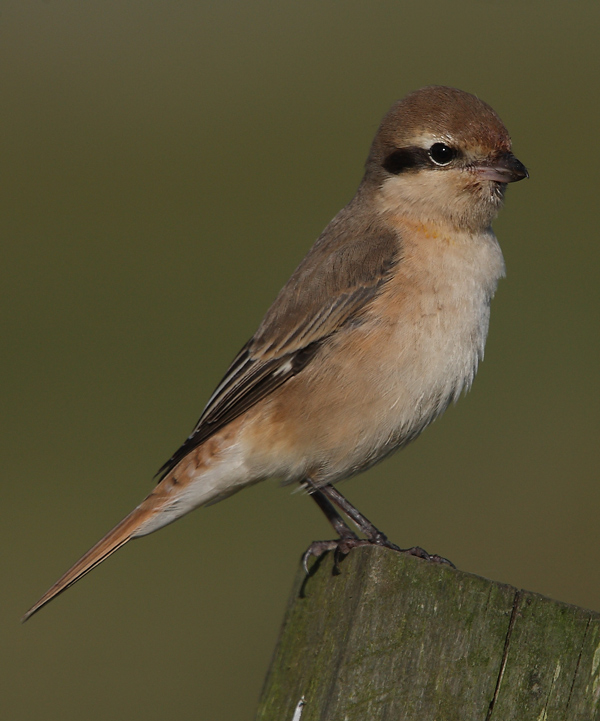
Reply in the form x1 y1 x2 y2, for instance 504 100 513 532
365 86 528 232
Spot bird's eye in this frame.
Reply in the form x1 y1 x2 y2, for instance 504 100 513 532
428 143 457 166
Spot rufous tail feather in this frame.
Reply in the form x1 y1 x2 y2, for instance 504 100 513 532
22 498 161 622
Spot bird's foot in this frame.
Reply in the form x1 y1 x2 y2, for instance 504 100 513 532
302 536 454 574
399 545 455 567
302 537 382 574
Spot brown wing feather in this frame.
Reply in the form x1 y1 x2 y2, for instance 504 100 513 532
157 200 401 479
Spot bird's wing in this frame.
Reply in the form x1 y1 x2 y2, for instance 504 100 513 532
157 213 400 478
22 211 400 622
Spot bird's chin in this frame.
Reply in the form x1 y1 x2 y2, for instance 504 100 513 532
472 177 506 207
457 180 506 230
487 180 507 204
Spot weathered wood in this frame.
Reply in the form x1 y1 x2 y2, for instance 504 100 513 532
256 546 600 720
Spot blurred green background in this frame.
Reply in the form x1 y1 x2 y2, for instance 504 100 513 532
3 1 600 718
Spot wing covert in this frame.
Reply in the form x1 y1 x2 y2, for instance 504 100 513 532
157 201 401 479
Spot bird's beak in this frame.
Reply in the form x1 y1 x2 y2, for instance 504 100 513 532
474 153 529 183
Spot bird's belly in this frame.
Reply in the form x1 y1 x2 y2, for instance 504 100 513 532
242 231 503 485
242 299 488 485
375 300 486 439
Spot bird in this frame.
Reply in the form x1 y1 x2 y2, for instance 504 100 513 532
23 86 528 621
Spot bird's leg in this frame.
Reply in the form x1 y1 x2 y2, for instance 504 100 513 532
301 481 360 572
306 484 359 540
318 483 391 544
303 480 455 569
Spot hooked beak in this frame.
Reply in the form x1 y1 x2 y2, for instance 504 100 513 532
474 153 529 184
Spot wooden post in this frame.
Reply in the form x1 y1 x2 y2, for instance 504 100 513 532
255 546 600 720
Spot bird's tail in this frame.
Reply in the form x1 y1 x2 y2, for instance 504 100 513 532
22 480 182 622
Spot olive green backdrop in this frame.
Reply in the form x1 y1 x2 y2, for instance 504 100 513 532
3 2 599 719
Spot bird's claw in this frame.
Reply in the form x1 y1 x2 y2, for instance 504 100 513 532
302 540 343 573
401 545 456 568
302 538 455 574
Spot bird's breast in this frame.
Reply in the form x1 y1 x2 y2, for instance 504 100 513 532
241 223 505 484
366 222 505 433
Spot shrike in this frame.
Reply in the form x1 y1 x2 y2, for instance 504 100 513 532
24 86 527 621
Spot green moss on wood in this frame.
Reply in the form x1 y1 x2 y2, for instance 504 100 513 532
256 546 600 720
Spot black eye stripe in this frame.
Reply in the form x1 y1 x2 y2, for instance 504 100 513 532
382 147 430 175
382 144 460 175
